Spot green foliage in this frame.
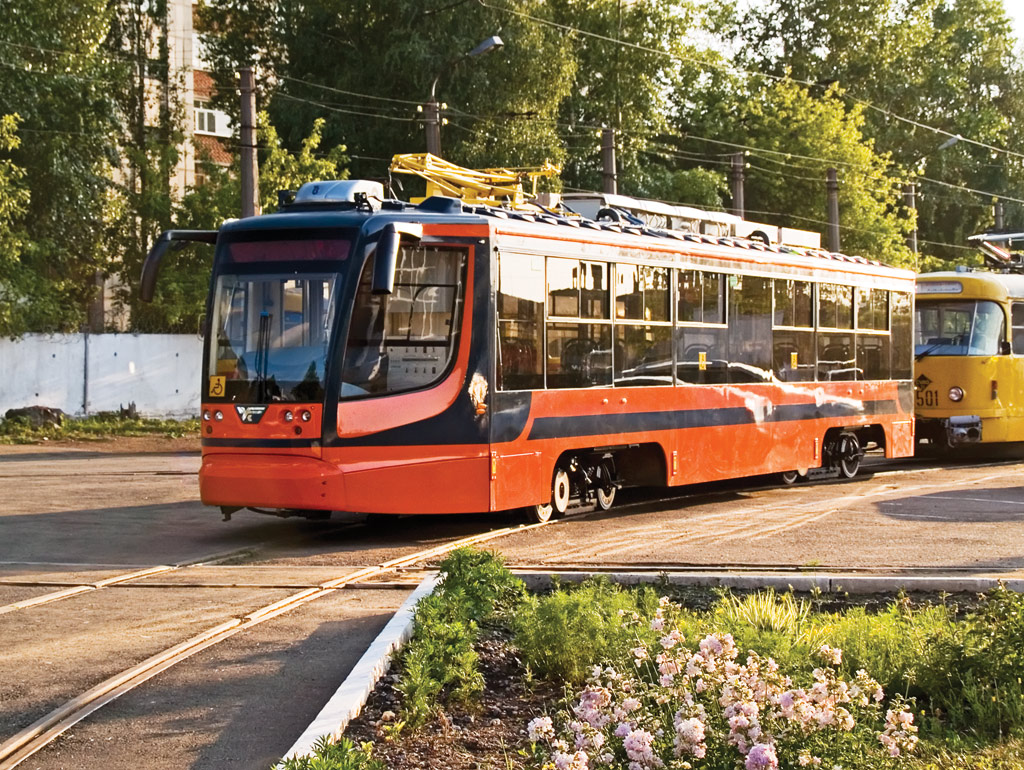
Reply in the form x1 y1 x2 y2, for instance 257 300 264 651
274 736 382 770
922 586 1024 736
0 413 199 444
513 578 661 685
0 114 30 337
435 547 527 623
394 549 525 728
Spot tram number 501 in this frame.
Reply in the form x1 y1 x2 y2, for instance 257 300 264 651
916 389 940 408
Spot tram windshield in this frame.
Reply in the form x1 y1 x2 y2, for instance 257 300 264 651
206 234 352 402
915 299 1006 357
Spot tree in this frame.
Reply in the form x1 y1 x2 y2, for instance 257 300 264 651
732 0 1024 265
130 116 349 333
196 0 575 186
0 0 121 331
680 79 914 266
0 115 30 336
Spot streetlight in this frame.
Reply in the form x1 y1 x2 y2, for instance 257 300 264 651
905 134 961 256
423 35 504 157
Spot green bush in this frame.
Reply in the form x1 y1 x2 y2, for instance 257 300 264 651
394 548 524 728
513 577 661 686
434 547 526 623
921 586 1024 737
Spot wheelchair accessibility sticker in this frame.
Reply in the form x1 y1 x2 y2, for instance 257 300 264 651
208 376 226 398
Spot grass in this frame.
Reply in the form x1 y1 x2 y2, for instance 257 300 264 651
0 412 199 444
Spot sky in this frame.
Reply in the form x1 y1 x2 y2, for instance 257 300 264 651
1009 0 1024 44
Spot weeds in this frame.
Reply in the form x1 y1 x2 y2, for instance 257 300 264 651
274 736 382 770
0 412 199 443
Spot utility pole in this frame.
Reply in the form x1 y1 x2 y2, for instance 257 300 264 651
730 153 745 218
826 168 841 253
995 200 1005 230
601 128 617 195
424 99 441 157
903 182 917 255
238 66 260 218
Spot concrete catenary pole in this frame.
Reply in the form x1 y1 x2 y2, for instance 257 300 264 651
238 67 260 218
903 182 917 255
424 99 441 157
601 128 617 194
730 153 745 219
826 168 841 253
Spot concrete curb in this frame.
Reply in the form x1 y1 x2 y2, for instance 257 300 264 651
282 573 440 762
513 570 1024 594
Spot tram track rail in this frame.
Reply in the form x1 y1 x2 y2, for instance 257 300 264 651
0 520 546 769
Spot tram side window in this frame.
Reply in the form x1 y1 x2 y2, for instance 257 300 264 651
497 253 544 390
891 292 912 378
676 270 727 384
547 323 612 388
857 288 889 331
677 269 724 324
817 284 857 380
546 258 611 388
616 265 670 322
818 283 854 330
727 275 772 381
614 265 671 386
341 246 466 398
772 279 814 381
856 288 890 380
1012 303 1024 355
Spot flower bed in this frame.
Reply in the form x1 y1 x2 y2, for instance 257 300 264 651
287 550 1024 769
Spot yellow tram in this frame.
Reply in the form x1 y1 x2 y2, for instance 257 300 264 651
915 268 1024 448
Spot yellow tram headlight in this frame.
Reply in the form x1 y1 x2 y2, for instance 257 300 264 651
948 386 964 402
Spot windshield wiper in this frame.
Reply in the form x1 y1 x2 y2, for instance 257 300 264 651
254 311 272 402
915 342 945 362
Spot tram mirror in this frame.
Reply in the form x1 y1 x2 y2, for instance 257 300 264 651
371 222 422 295
140 229 217 302
1000 340 1012 356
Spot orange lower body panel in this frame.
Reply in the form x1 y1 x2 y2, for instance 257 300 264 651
201 454 345 510
200 451 490 514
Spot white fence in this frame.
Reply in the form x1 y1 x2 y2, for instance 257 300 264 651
0 334 202 419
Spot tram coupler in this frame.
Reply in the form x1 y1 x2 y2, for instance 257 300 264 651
946 415 982 445
220 505 241 521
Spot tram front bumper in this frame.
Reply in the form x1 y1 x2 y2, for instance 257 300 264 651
918 415 982 446
200 453 345 511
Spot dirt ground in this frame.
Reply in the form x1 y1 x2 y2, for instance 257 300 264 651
346 632 559 770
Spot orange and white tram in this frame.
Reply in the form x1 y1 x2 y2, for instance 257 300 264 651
142 176 915 522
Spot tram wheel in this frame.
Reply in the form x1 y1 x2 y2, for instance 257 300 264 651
780 470 800 485
552 467 571 515
529 502 554 524
595 484 616 510
837 433 862 479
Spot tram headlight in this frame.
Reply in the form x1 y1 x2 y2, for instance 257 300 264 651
948 386 965 402
283 410 294 422
301 410 312 422
214 410 224 421
203 410 211 421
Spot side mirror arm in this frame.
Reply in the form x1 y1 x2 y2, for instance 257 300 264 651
140 229 218 302
368 222 423 295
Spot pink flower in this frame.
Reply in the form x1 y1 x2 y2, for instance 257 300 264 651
745 743 779 770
